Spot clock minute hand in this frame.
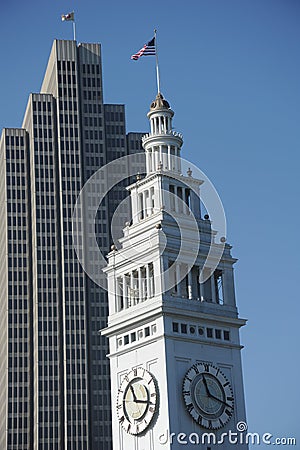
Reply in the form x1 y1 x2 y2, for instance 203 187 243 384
209 393 233 409
135 399 155 405
202 375 211 397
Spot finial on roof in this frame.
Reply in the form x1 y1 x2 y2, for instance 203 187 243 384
150 92 170 111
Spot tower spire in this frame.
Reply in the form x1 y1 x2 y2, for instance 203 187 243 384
142 93 183 174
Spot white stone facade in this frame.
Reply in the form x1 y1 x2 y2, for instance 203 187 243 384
102 93 248 450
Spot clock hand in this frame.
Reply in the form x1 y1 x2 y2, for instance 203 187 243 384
202 375 211 397
135 399 155 405
208 393 233 409
130 385 137 402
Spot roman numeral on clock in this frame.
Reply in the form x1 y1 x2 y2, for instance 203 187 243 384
204 363 210 372
186 403 194 413
197 415 202 425
192 364 199 374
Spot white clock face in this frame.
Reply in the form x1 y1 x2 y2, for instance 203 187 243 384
117 367 158 435
182 362 234 429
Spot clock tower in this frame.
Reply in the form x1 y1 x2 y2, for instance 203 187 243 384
102 93 248 449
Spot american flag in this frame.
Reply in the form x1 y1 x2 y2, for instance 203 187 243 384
61 12 74 21
131 37 156 60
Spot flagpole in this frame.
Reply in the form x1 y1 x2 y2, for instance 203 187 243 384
73 20 76 41
154 29 161 94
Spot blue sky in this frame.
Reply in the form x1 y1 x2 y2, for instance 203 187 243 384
1 0 299 446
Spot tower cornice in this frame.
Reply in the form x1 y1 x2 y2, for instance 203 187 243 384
126 170 204 192
102 297 245 339
142 130 183 148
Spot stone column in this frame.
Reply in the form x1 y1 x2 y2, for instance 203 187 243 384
176 263 181 296
174 186 179 213
199 268 204 301
138 267 143 302
116 277 121 311
146 264 150 299
168 145 171 171
211 270 217 303
188 269 193 299
130 271 134 306
122 275 128 308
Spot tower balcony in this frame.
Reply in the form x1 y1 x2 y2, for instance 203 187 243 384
142 130 183 148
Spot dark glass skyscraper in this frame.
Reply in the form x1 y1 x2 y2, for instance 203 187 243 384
0 39 144 450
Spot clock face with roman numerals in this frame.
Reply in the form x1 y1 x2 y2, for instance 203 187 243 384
117 367 158 435
182 362 234 430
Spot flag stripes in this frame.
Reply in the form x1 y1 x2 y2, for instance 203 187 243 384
61 12 74 22
131 38 156 60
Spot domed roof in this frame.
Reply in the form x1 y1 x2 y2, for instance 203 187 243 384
150 92 170 111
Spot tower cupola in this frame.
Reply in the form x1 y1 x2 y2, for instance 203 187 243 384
142 93 183 175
